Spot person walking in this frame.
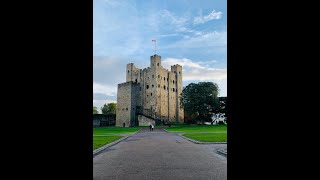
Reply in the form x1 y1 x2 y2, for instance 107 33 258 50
149 124 152 132
151 124 154 131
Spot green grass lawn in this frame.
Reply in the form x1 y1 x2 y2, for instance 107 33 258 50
93 127 141 150
165 124 227 133
183 133 227 142
93 136 123 150
165 124 227 142
93 127 141 135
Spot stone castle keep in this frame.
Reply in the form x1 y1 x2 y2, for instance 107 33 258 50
116 54 184 127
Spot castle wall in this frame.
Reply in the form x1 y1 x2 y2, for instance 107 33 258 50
116 82 133 127
158 67 169 121
117 54 184 126
130 82 141 126
137 115 155 126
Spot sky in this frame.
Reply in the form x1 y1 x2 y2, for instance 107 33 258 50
93 0 227 112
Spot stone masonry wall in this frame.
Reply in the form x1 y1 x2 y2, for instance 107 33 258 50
116 82 132 127
130 82 141 126
137 115 155 126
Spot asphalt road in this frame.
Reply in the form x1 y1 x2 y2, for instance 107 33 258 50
93 128 227 180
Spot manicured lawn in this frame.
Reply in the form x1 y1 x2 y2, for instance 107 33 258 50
93 127 141 150
93 127 141 135
183 133 227 142
165 124 227 133
93 136 123 150
165 124 227 142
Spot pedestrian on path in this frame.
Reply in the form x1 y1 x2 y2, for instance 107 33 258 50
149 124 152 132
151 124 154 131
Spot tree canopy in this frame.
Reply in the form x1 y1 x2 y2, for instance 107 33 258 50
101 102 117 114
93 106 99 114
181 82 220 124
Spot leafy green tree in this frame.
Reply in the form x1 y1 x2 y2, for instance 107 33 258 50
93 106 99 114
101 102 117 114
218 97 227 114
181 82 220 124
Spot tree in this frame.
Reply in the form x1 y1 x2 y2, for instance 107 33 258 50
180 82 220 124
218 97 227 123
218 97 227 114
93 106 99 114
101 102 117 114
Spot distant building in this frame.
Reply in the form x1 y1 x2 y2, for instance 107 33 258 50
116 54 184 127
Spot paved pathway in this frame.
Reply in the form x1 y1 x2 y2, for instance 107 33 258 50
93 128 227 180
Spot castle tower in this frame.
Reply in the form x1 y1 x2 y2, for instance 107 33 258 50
171 64 184 123
126 63 141 83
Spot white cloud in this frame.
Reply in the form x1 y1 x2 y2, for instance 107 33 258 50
162 58 227 81
163 31 226 50
194 31 203 36
183 35 190 39
93 82 118 110
193 9 222 25
162 57 227 96
156 9 196 33
93 82 117 96
160 9 188 27
159 34 179 37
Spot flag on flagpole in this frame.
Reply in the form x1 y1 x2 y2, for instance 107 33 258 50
152 40 156 42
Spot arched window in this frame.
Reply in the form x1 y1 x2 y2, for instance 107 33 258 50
151 93 153 96
173 88 175 92
164 85 166 90
173 80 174 84
147 85 149 89
128 70 129 73
152 75 154 78
158 75 160 78
158 84 160 88
152 85 154 88
157 63 159 66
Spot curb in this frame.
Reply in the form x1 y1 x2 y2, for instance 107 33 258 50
162 128 227 144
93 128 142 156
216 149 227 157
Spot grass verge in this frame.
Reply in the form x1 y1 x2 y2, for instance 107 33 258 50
183 133 227 142
93 127 141 135
93 136 123 150
165 124 227 133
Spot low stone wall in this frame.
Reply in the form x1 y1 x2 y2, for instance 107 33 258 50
93 114 116 127
138 115 155 126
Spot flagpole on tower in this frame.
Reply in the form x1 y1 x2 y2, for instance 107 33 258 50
152 39 156 55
